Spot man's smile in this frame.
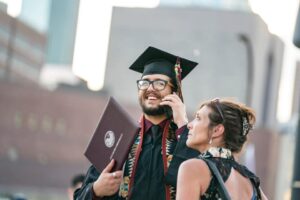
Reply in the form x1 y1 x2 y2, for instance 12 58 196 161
144 92 161 102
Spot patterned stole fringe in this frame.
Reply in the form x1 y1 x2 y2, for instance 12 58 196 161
166 137 176 200
118 133 141 198
119 119 177 200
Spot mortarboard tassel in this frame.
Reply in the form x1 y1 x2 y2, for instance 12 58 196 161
174 57 184 102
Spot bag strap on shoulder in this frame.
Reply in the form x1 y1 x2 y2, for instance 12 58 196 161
202 158 232 200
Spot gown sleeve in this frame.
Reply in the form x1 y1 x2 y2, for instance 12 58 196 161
164 125 199 187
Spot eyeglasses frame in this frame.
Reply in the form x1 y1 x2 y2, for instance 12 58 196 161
136 79 174 91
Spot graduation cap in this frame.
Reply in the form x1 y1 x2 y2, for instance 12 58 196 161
129 46 198 101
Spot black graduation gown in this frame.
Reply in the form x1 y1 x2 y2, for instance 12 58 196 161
74 125 198 200
130 125 165 200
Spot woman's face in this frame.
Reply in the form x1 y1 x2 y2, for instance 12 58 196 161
187 105 212 152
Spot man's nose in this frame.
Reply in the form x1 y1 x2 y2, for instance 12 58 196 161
147 83 155 91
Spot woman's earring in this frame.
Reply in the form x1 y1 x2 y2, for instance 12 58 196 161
209 138 212 145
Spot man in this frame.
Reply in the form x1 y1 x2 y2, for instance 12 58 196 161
74 46 199 200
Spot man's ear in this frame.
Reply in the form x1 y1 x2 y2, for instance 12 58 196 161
212 124 225 138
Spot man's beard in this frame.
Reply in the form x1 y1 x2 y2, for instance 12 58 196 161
139 91 168 116
141 103 167 116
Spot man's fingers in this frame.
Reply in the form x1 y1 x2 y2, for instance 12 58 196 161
113 170 123 178
160 96 179 106
160 100 174 107
172 92 181 100
163 94 181 103
111 177 123 185
103 159 115 173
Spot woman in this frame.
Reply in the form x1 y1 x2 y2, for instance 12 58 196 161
176 98 268 200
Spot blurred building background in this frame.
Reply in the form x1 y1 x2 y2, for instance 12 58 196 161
0 0 299 199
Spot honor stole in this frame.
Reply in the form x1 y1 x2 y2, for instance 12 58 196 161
119 116 177 200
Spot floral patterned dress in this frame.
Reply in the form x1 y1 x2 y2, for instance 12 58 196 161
198 147 261 200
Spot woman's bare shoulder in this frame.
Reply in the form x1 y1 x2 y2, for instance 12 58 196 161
179 158 211 182
180 158 208 171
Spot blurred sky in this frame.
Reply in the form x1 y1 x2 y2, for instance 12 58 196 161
2 0 299 123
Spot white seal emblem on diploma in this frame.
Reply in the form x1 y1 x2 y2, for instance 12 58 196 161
104 131 115 148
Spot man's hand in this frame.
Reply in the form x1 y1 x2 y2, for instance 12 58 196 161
160 92 188 128
93 159 123 197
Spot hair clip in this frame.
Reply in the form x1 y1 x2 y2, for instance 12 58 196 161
242 117 250 136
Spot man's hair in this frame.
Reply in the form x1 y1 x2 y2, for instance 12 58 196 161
170 79 178 93
71 174 85 188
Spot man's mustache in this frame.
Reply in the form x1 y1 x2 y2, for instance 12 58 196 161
143 91 162 99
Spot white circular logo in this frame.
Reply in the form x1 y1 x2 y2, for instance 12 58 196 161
104 131 115 148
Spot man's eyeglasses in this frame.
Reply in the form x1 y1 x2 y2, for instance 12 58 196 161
211 98 225 122
136 79 172 91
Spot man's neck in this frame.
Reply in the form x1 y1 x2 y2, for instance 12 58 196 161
144 114 167 125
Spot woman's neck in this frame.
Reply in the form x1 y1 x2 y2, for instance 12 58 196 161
199 146 233 159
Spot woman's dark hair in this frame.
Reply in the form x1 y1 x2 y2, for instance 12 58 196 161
199 98 256 153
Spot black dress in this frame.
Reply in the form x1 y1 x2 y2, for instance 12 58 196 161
198 147 261 200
